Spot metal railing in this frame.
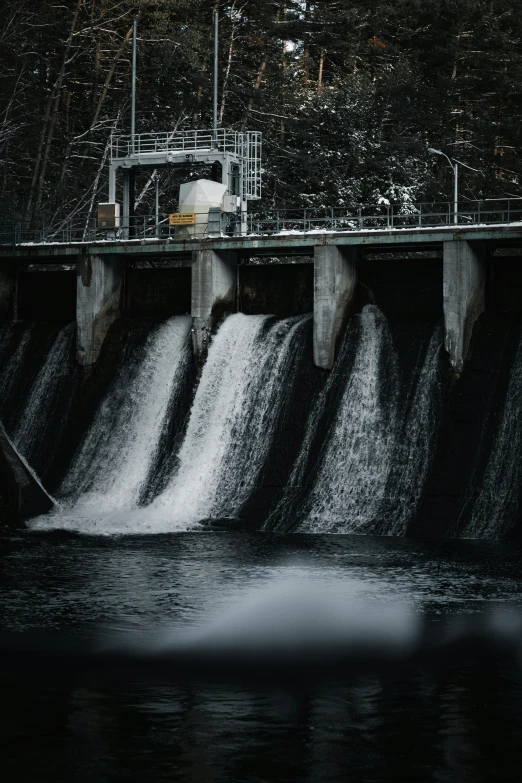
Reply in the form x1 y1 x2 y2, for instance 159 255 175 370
247 199 522 234
110 128 248 160
2 199 522 247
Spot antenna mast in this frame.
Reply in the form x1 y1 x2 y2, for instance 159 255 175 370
213 10 218 136
131 18 137 152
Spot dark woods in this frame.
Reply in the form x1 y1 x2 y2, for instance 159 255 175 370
1 0 521 225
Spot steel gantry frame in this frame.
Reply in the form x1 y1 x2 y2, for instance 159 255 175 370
108 128 262 237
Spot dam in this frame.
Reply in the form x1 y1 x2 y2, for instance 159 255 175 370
1 204 522 538
2 214 522 373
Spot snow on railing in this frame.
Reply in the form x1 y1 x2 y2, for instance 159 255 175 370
2 199 522 246
110 128 247 160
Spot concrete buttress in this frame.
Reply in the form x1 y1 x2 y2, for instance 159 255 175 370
313 245 358 369
443 240 486 372
76 254 123 366
191 249 237 358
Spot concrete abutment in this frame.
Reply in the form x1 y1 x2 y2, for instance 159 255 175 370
191 248 237 359
76 254 123 366
443 240 486 372
313 245 358 370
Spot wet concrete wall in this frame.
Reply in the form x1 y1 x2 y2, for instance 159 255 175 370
125 268 191 318
239 263 313 316
18 270 76 323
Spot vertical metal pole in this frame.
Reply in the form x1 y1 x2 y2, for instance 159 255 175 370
155 172 159 236
122 171 130 240
454 163 458 224
131 18 137 153
213 10 218 139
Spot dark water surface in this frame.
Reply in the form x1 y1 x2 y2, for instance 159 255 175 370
2 531 522 782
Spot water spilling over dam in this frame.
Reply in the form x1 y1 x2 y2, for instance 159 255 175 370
0 288 520 538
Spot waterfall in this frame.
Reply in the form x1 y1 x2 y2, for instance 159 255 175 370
13 323 76 468
0 326 33 414
57 316 192 515
374 324 442 535
267 306 441 535
30 312 308 534
461 332 522 538
140 313 310 532
0 323 15 366
18 304 440 537
298 306 400 533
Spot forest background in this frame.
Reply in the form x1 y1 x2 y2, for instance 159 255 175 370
1 0 521 229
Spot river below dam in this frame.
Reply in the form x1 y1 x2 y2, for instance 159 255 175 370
2 530 522 782
2 308 522 781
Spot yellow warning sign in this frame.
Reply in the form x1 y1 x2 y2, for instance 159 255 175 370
169 213 196 226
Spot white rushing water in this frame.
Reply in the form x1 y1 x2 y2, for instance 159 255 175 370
0 322 15 365
298 305 400 533
140 313 309 532
59 316 192 514
462 333 522 538
0 325 33 406
13 323 75 463
32 312 308 534
380 325 442 535
267 306 442 535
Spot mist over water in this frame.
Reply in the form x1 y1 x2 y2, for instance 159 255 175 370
3 532 522 783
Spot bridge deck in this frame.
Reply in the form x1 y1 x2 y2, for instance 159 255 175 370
2 223 522 262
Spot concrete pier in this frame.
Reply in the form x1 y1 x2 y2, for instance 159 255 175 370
76 254 123 366
191 249 237 358
313 245 358 369
443 240 486 372
0 263 17 322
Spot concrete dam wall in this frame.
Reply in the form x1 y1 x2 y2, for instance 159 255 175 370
1 233 522 537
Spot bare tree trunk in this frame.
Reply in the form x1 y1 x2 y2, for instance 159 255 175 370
241 5 281 131
303 0 311 85
219 0 239 125
318 48 325 91
241 58 268 131
280 31 286 141
27 0 84 225
192 0 220 127
91 23 134 129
